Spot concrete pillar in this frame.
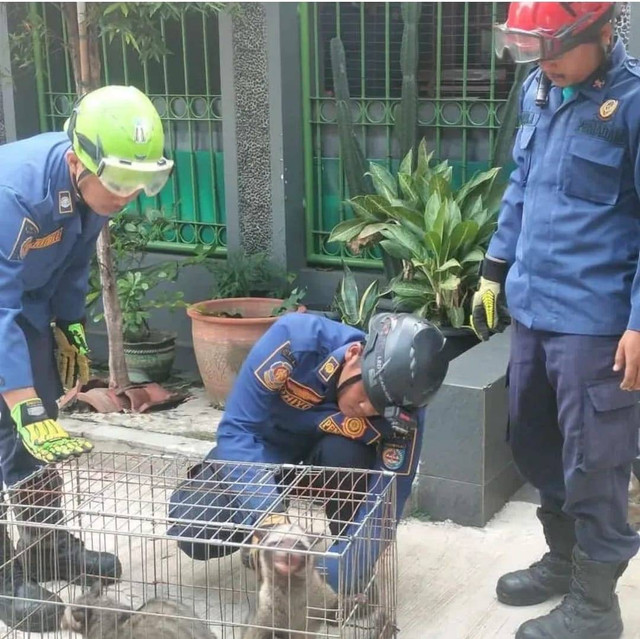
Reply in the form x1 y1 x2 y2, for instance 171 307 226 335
219 3 305 271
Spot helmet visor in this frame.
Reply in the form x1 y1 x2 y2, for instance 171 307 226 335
96 156 174 197
494 26 547 63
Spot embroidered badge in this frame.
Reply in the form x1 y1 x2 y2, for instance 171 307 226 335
8 218 39 260
342 417 367 439
254 341 295 391
21 228 64 258
58 190 73 215
381 444 406 471
318 355 340 383
598 99 619 121
280 378 323 411
592 78 605 90
319 415 343 436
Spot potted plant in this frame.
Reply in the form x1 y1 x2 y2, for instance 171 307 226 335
328 139 506 360
331 263 382 330
187 250 306 406
87 211 191 383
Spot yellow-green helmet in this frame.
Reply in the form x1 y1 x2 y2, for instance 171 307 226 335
65 85 173 197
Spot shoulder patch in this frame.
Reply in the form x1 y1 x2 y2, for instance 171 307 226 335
58 191 74 215
280 378 324 410
318 355 340 383
8 218 40 261
254 341 295 391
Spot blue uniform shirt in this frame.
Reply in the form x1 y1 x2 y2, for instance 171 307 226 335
489 41 640 335
208 312 424 589
0 132 108 392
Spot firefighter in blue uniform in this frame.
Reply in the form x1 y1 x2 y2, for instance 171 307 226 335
0 85 173 632
471 3 640 639
168 311 448 592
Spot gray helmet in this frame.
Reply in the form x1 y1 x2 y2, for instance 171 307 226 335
361 313 448 419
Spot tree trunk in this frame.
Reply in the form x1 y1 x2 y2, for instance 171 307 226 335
65 2 131 389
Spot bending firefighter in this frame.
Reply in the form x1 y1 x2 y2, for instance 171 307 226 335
168 312 448 592
472 3 640 639
0 85 173 631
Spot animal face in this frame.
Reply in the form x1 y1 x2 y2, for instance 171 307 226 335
260 523 314 578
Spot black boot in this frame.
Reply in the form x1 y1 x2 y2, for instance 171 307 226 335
0 517 62 632
515 545 626 639
497 507 575 606
12 469 122 585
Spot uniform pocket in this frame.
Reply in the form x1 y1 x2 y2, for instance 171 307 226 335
564 137 623 205
518 124 535 184
580 378 640 472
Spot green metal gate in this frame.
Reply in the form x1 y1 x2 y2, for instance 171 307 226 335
300 2 514 267
32 3 225 253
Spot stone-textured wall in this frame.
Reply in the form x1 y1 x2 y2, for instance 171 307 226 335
231 3 272 254
617 3 630 48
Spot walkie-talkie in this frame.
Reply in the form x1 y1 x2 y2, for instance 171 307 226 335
536 73 551 108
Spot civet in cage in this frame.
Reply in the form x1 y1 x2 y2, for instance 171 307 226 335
0 452 398 638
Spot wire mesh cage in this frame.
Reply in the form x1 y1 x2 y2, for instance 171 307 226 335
0 452 398 638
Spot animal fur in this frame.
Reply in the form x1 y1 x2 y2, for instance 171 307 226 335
62 587 216 639
242 523 346 639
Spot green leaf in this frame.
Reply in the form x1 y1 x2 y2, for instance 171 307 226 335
461 248 485 263
399 148 413 175
448 220 479 255
436 258 461 273
439 275 461 291
388 206 424 234
380 225 426 261
338 264 359 323
430 174 452 199
455 167 501 208
363 195 400 220
447 306 465 328
348 195 383 221
424 230 441 257
423 191 441 231
366 162 397 200
398 173 420 204
328 219 367 243
416 138 433 181
389 279 432 298
380 239 412 261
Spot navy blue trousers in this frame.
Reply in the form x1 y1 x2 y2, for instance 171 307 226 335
0 318 60 487
168 434 377 561
509 321 640 562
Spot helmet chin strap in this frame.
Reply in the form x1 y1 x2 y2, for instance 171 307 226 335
71 167 93 207
336 373 362 397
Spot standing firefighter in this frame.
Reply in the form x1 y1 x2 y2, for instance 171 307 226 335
0 85 173 632
168 312 448 592
472 3 640 639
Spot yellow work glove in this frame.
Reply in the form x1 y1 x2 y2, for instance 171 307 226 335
53 320 90 389
242 512 290 571
470 258 509 341
10 398 93 464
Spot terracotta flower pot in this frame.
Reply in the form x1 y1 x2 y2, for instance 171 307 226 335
187 297 300 406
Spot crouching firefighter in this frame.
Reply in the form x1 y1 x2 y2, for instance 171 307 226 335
472 3 640 639
167 312 448 592
0 85 174 632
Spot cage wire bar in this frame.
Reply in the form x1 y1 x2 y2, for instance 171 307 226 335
300 1 514 267
33 3 226 254
0 452 397 638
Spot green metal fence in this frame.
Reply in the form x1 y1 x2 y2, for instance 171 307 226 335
33 3 225 253
300 2 514 267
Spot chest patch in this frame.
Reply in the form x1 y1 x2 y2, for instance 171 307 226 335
9 221 63 261
577 118 625 146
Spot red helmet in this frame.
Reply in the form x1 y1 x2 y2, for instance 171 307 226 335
495 2 616 63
